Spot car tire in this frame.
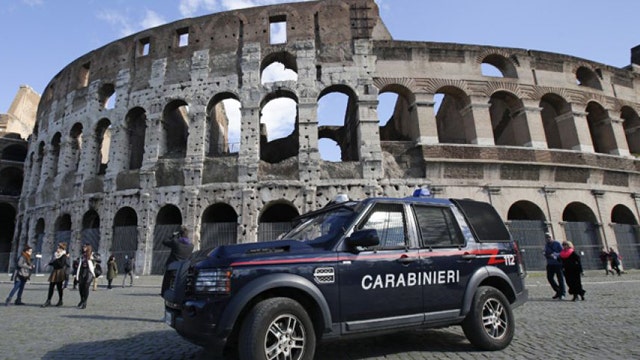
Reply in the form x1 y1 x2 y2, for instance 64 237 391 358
462 286 514 351
239 297 316 360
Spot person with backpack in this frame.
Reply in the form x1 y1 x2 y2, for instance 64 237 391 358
122 255 135 287
76 243 99 309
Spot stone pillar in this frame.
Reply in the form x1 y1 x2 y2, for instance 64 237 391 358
184 102 206 187
517 100 547 148
567 107 595 152
608 116 631 156
460 97 495 145
238 106 260 183
297 101 320 182
241 188 258 243
358 98 383 179
37 144 54 192
413 92 438 145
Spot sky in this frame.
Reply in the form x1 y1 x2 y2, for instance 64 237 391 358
1 0 639 153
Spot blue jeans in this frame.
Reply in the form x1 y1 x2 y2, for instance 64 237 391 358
7 276 27 302
546 264 565 296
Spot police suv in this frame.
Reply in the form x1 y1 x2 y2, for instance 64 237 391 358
162 193 527 359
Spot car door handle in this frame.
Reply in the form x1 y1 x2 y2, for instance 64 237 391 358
460 253 477 260
396 255 417 265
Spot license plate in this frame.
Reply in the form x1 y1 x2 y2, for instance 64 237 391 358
165 310 173 326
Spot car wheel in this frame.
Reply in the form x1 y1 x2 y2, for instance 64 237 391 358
239 297 316 360
462 286 514 350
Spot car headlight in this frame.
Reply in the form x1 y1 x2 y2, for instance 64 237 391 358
195 269 231 294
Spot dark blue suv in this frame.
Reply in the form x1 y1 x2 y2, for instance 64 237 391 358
162 194 527 359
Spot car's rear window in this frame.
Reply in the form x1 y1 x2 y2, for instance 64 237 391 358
450 199 511 242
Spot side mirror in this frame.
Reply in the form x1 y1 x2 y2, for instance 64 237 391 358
346 229 379 251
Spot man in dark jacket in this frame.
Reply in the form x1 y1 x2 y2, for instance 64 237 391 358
544 232 566 299
161 226 194 295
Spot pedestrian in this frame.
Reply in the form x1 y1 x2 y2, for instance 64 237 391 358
41 242 69 307
161 226 194 296
122 255 135 287
76 243 98 309
543 232 566 300
106 254 118 289
559 241 585 301
5 245 35 306
599 247 614 275
71 257 79 289
92 252 102 291
609 247 622 276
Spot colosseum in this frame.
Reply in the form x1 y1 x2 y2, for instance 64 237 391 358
11 0 640 275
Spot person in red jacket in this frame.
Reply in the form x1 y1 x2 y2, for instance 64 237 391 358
559 241 585 301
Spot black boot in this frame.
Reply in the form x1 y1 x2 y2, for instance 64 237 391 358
572 295 578 301
55 299 63 307
41 300 51 308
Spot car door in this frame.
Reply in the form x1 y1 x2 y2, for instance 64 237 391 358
337 202 423 333
412 204 474 319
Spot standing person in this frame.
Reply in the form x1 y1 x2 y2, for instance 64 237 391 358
559 241 585 301
161 226 194 296
92 252 102 291
5 245 35 306
106 254 118 289
609 247 622 276
122 255 135 287
76 243 98 309
599 247 614 275
41 242 69 307
543 232 566 300
71 257 80 289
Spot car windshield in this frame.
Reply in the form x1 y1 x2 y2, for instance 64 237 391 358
282 206 356 248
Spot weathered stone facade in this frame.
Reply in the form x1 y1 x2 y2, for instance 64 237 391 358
15 0 640 274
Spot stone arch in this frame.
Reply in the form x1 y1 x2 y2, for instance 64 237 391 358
50 132 62 179
112 207 139 271
82 209 101 252
95 118 111 175
318 84 359 161
98 83 116 109
434 85 473 144
377 83 416 142
611 204 637 225
35 218 45 255
489 90 529 146
576 66 602 90
162 100 190 158
0 167 23 196
206 92 241 156
125 107 147 170
539 93 573 150
507 200 546 220
562 202 601 269
152 204 183 274
586 101 616 154
260 51 298 84
54 213 72 253
258 201 299 241
260 89 299 163
201 203 238 248
621 106 640 155
69 123 83 171
0 203 16 271
480 53 518 78
2 143 27 161
506 200 547 269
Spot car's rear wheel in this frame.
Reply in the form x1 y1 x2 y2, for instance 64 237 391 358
462 286 514 350
239 297 315 360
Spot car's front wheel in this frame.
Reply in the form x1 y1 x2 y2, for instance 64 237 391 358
462 286 514 350
239 297 316 360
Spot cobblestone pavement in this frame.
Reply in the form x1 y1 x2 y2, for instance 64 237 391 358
1 271 638 360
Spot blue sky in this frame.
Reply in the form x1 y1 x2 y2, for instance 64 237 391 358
1 0 638 121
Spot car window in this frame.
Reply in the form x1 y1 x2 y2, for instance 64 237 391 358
413 205 464 247
359 203 406 249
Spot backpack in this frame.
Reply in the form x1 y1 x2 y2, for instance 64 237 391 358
94 262 103 277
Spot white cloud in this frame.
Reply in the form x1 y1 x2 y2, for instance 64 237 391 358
261 98 296 141
179 0 219 17
141 10 167 29
22 0 43 6
178 0 315 17
97 10 137 37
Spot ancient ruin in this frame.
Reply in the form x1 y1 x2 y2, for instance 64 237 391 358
12 0 640 274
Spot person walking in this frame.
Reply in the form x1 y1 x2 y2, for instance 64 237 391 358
5 245 35 306
106 254 118 289
559 241 585 301
122 255 135 287
41 242 69 307
161 226 194 296
76 243 98 309
599 247 615 275
543 232 566 299
609 247 622 276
